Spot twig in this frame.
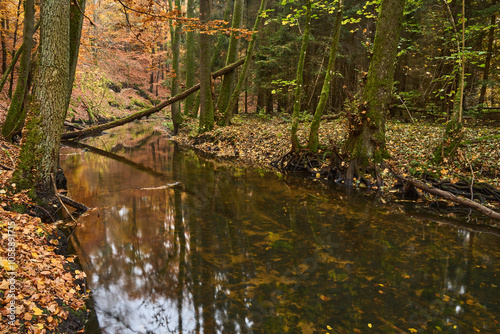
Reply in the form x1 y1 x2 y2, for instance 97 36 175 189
0 162 13 171
376 315 409 334
51 174 77 223
72 0 95 26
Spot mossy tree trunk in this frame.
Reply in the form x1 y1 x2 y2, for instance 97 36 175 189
12 0 70 208
1 0 35 141
307 0 343 152
216 0 243 120
198 0 215 132
345 0 405 184
171 0 183 134
183 0 196 116
221 0 268 125
290 0 312 152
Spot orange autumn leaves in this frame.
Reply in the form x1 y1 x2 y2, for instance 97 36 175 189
0 209 88 333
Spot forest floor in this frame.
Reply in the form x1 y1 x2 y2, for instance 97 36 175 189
0 140 89 334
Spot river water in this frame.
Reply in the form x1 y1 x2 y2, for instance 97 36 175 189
59 122 500 334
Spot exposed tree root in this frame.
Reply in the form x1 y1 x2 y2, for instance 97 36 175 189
272 150 322 173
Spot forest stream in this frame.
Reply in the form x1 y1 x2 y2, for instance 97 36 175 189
59 122 500 334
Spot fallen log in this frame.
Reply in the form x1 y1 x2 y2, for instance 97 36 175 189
62 58 246 140
390 168 500 221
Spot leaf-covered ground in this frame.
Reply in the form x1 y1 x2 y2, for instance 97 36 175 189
169 114 500 204
0 140 88 334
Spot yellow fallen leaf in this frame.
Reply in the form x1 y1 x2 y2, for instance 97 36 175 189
0 280 9 290
33 307 43 316
368 323 372 328
409 329 418 333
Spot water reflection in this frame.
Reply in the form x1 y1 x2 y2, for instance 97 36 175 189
60 123 500 333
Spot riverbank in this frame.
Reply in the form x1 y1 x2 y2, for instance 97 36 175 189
0 140 88 333
167 114 500 214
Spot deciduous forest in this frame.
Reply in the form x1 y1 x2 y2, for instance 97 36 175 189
0 0 499 333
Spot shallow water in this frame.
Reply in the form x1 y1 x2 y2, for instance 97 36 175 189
60 122 500 334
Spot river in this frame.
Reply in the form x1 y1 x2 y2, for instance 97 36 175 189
59 122 500 334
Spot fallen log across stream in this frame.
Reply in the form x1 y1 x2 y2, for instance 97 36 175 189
62 58 246 140
390 167 500 221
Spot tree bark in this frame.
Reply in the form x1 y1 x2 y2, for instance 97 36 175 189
290 0 312 152
171 0 183 133
183 0 196 116
307 0 343 152
62 58 246 140
478 15 495 107
13 0 70 208
345 0 405 181
198 0 215 132
222 0 268 125
2 0 35 140
216 0 244 118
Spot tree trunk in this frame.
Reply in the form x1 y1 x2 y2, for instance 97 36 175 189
290 0 312 152
171 0 183 134
216 0 243 120
307 0 343 152
345 0 405 182
2 0 35 140
433 0 466 164
13 0 70 208
478 15 495 107
67 0 86 110
221 0 268 125
1 19 7 75
198 0 215 132
183 0 196 116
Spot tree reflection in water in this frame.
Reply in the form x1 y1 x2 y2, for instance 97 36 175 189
60 123 500 334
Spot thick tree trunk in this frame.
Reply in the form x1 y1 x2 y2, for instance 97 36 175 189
307 1 343 152
62 59 246 140
2 0 35 140
183 0 196 116
222 0 268 125
198 0 215 132
13 0 70 208
216 0 243 119
345 0 405 181
290 0 312 152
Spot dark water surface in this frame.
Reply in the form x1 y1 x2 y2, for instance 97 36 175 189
59 123 500 334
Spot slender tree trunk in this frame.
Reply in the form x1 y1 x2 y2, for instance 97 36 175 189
345 0 405 182
171 0 183 134
1 19 7 75
290 0 312 152
198 0 215 132
2 0 35 140
8 1 22 98
67 0 86 110
307 0 343 152
222 0 268 125
433 0 466 164
183 0 196 116
13 0 70 208
216 0 243 119
478 15 495 107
